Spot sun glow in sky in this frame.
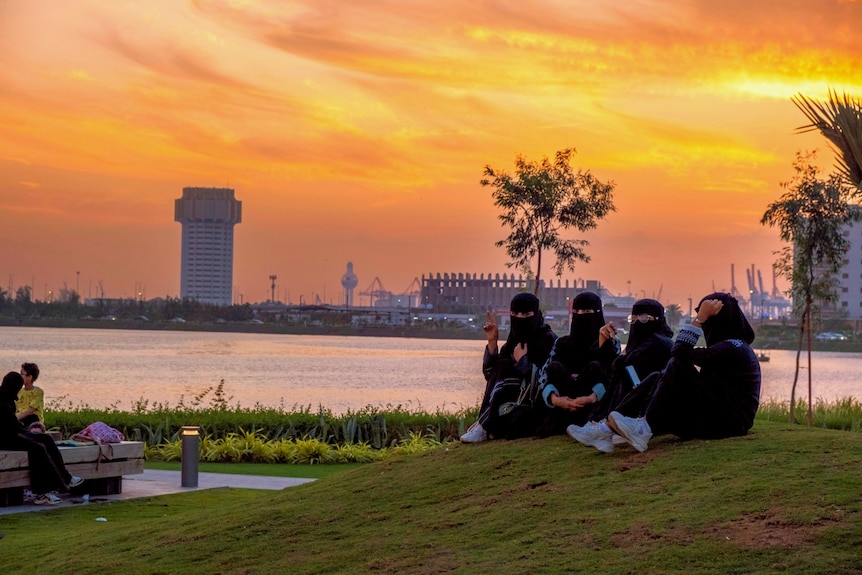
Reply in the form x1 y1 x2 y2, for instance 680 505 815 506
1 0 861 307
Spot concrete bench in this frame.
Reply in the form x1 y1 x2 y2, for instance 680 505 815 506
0 441 145 506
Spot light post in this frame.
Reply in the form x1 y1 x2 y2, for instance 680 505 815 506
181 426 200 487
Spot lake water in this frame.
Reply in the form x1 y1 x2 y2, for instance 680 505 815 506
0 326 859 414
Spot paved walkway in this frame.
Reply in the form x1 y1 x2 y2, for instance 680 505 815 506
0 470 316 516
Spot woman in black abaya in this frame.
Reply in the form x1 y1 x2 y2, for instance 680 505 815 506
608 293 762 452
460 293 557 442
0 371 83 504
535 291 619 436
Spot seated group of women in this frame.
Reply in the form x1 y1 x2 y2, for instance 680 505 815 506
460 290 762 453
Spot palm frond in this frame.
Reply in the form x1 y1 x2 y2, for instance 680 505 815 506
792 88 862 190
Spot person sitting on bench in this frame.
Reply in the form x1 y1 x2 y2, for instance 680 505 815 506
0 371 83 505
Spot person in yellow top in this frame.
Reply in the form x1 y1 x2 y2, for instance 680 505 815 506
16 362 44 427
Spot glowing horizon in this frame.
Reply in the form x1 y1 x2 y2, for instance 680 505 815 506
1 0 861 307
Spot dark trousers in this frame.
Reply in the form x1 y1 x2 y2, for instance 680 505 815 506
629 358 745 440
1 432 72 494
19 414 40 428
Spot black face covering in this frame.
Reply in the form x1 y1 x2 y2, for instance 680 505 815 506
569 291 605 351
626 298 673 351
696 292 755 346
0 371 24 403
509 293 542 345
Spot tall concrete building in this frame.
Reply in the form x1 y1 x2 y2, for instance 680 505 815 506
174 187 242 306
341 262 359 307
826 218 862 329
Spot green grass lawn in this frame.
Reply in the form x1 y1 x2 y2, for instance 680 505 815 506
2 420 861 574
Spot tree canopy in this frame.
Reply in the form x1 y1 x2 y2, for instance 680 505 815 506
481 148 616 295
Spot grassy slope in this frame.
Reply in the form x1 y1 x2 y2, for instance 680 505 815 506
1 421 860 575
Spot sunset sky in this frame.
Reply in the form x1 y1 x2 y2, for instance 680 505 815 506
2 0 861 309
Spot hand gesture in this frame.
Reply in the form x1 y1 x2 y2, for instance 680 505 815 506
552 392 597 412
696 299 724 323
598 322 617 347
513 342 528 362
483 311 499 352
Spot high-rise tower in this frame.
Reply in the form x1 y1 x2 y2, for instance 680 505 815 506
174 187 242 306
341 262 359 307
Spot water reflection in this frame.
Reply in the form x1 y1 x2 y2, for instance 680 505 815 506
0 327 858 414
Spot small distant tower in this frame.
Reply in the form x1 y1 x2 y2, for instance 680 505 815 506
269 275 277 303
341 262 359 307
174 187 242 306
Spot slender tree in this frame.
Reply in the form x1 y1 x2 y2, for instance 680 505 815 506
481 148 616 295
761 151 860 424
792 89 862 191
664 303 683 331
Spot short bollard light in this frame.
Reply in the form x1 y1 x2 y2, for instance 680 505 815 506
181 426 200 488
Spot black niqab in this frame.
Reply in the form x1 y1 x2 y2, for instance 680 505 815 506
696 292 755 346
569 291 605 350
507 293 543 346
626 298 673 351
0 371 23 403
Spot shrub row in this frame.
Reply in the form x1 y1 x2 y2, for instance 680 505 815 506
147 431 443 464
46 384 477 448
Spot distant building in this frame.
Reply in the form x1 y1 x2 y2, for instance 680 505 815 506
174 187 242 306
420 272 613 313
823 219 862 329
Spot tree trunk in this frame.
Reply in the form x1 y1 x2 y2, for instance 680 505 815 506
806 304 813 426
533 249 543 296
790 304 806 425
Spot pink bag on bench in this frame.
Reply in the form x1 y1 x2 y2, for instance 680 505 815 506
72 421 124 444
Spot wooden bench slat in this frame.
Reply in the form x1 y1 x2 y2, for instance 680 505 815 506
0 441 145 471
58 442 145 465
66 459 144 479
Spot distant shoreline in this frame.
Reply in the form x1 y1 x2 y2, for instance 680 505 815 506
0 318 480 341
2 318 860 352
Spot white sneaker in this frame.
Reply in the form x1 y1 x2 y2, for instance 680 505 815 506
566 421 614 453
460 422 487 443
68 476 84 488
607 412 652 452
34 492 62 505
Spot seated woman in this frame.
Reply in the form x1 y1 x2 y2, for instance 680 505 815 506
460 293 557 442
0 372 83 505
608 293 761 452
565 298 674 452
534 291 619 437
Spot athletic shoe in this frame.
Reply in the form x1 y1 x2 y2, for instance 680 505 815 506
612 434 627 446
566 422 614 453
460 422 487 443
68 476 84 488
607 411 652 452
34 492 62 505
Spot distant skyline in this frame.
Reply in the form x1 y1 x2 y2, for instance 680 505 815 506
2 1 861 308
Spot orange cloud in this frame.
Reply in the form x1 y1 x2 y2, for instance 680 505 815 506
0 0 859 307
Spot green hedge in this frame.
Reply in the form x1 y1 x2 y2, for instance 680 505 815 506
46 383 478 448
